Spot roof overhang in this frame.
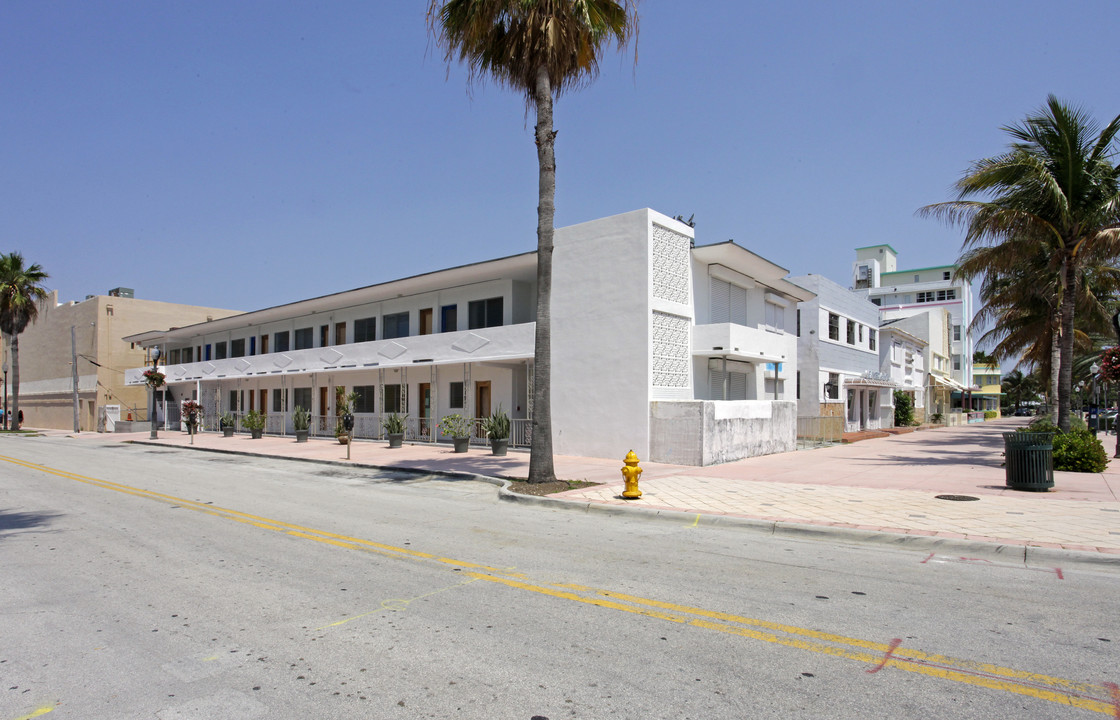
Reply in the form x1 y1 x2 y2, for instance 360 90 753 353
691 241 815 303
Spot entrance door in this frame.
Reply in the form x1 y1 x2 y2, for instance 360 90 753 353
475 381 491 420
318 386 328 433
249 389 256 412
419 309 433 335
418 383 431 438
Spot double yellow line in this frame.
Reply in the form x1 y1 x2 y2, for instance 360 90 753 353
4 453 1116 715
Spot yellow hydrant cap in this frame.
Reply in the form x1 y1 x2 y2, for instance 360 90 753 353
624 450 640 464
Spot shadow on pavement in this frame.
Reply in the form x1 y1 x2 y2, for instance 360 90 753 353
0 508 62 537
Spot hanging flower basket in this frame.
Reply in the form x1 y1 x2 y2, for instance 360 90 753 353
1098 346 1120 383
143 368 166 389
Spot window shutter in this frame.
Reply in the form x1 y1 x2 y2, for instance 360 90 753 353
711 279 731 323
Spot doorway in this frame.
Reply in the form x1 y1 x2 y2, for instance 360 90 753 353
418 382 431 438
475 381 491 419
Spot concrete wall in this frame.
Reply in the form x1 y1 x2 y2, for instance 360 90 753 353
649 400 797 465
551 209 667 459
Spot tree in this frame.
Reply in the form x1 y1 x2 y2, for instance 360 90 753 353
1001 369 1039 411
428 0 639 482
0 252 50 431
920 96 1120 432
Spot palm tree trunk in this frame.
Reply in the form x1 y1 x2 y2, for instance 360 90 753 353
1049 312 1060 425
528 64 557 484
1056 254 1077 432
10 333 19 432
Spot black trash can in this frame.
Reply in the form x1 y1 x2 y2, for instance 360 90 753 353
1003 432 1054 491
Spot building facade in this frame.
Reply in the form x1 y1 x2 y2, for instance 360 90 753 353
3 289 239 431
852 244 974 395
878 324 928 424
972 362 1003 415
792 274 893 434
125 209 814 465
880 309 960 423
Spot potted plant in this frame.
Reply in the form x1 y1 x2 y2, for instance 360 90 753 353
334 388 358 444
292 405 311 443
243 409 266 439
181 400 203 436
482 405 510 456
382 412 406 448
219 411 235 437
439 413 473 453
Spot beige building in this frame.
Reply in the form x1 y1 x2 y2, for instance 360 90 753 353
2 288 239 431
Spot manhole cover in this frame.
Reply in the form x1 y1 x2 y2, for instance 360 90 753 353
935 494 980 502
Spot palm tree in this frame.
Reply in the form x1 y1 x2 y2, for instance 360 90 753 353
920 96 1120 431
428 0 638 482
0 253 50 431
1001 369 1039 411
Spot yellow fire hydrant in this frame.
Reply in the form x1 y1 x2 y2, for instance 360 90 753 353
621 450 643 499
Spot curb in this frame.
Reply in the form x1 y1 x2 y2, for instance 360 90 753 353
127 439 1120 574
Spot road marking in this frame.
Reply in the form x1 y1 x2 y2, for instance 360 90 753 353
866 637 902 674
11 708 54 719
4 453 1115 716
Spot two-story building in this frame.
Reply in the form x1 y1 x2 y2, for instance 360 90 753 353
877 323 928 423
972 362 1003 416
880 309 960 423
792 274 892 434
125 209 813 465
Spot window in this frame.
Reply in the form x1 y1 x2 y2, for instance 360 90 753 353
273 388 286 413
320 325 329 347
858 324 864 343
260 335 269 354
917 291 934 303
869 329 877 351
169 349 181 364
846 319 855 345
228 390 238 412
249 337 256 355
181 347 193 363
293 387 312 413
825 372 840 400
953 355 961 371
764 301 785 330
294 327 313 350
449 381 464 409
943 271 951 280
384 384 404 413
468 297 504 329
334 322 346 345
953 325 961 342
204 344 212 361
215 341 227 360
828 313 839 341
936 289 956 301
419 308 433 335
914 274 920 282
353 385 377 413
441 304 458 333
274 331 290 352
871 297 881 306
383 312 409 339
231 339 245 358
354 317 377 343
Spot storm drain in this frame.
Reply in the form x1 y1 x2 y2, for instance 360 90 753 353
934 494 980 502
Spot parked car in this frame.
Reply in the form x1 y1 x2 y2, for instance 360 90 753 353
1013 407 1034 417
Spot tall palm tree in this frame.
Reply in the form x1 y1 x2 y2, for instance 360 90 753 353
1001 369 1039 411
0 252 50 431
428 0 638 482
920 96 1120 431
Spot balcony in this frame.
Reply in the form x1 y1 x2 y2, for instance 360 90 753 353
126 323 536 386
692 323 794 364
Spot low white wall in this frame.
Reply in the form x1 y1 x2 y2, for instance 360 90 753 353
649 400 797 466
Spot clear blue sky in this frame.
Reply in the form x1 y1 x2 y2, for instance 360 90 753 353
3 1 1116 318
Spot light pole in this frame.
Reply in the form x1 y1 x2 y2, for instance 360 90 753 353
149 347 161 440
2 361 7 431
1091 362 1101 436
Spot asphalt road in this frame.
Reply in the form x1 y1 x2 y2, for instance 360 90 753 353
2 435 1118 719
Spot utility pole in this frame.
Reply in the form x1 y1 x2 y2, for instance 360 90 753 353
71 325 80 432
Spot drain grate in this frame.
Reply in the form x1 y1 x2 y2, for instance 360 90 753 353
935 494 980 502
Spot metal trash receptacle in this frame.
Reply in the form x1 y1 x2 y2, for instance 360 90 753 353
1003 432 1054 491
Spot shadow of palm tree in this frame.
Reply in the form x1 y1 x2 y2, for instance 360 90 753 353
0 508 62 537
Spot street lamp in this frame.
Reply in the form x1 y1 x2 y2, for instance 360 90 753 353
2 361 7 431
149 347 161 440
1091 362 1101 436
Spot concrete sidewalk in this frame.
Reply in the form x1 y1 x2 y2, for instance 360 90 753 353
32 418 1120 568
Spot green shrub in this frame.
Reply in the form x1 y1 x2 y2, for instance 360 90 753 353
893 391 914 427
984 410 997 420
1020 420 1107 472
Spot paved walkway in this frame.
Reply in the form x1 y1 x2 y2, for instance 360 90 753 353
30 418 1120 568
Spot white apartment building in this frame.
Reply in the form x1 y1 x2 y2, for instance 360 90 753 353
880 309 961 423
125 209 813 465
853 244 975 401
791 274 893 434
877 323 927 423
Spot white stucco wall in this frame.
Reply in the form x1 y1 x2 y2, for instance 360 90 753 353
551 210 660 459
